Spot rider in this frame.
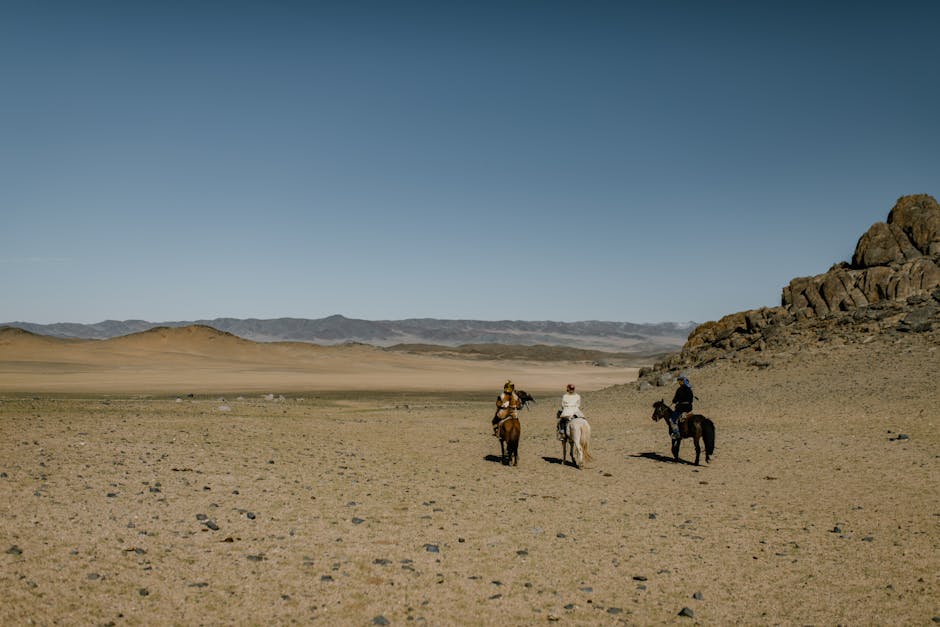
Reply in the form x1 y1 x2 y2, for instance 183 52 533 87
493 380 522 436
556 383 585 440
669 375 694 440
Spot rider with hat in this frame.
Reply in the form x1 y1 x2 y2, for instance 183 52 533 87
493 380 522 436
669 375 694 440
556 383 585 440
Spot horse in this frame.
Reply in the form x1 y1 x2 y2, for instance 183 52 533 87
496 416 520 466
560 416 593 469
491 390 533 467
651 399 715 465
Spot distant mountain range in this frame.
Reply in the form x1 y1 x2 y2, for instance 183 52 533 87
1 315 695 353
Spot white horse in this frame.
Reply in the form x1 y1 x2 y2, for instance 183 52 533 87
561 417 593 469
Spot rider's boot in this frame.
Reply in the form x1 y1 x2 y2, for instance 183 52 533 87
670 420 681 440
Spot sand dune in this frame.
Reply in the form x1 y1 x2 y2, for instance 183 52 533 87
0 325 638 394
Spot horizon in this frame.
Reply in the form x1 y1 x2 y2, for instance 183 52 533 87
2 2 938 325
3 313 699 326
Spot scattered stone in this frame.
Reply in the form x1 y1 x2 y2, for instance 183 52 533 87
204 520 219 531
138 588 149 597
246 512 256 520
372 617 389 626
195 514 208 521
6 545 22 556
632 575 647 581
607 607 623 615
351 517 365 525
424 544 439 553
692 591 704 600
678 607 694 618
246 554 264 562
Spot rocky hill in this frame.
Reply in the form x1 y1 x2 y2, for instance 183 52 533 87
640 193 940 385
1 316 693 353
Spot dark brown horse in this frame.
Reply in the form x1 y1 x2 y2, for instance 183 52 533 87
651 399 715 465
496 416 520 466
491 390 533 467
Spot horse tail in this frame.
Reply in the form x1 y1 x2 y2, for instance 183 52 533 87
582 422 593 462
702 417 716 457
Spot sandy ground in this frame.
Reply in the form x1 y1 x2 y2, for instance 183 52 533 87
1 330 938 625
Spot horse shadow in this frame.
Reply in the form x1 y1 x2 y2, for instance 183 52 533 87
541 456 577 468
484 454 504 464
630 451 695 466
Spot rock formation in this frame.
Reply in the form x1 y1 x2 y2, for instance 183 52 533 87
640 194 940 384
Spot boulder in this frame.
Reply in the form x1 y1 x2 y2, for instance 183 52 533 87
887 194 940 255
852 222 919 268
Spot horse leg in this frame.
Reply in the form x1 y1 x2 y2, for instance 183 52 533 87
499 438 507 465
671 431 681 462
692 431 701 466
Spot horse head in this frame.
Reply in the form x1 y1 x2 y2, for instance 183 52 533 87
651 399 669 421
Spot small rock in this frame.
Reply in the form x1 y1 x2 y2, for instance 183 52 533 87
246 512 255 520
138 588 149 597
351 517 365 525
6 545 23 556
204 520 219 531
692 591 704 600
678 607 694 618
607 607 623 615
195 514 208 521
424 544 439 553
632 575 647 581
372 617 389 626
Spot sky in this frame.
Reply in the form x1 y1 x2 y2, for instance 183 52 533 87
1 1 938 325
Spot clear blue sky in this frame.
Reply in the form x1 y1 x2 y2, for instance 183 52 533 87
2 1 937 325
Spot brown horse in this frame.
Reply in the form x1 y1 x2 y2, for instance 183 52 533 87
496 416 520 466
490 390 533 467
651 399 715 465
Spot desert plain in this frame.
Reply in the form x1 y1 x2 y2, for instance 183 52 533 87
1 326 938 625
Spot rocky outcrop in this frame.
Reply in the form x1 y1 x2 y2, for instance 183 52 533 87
640 194 940 383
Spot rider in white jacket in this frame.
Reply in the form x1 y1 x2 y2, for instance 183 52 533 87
557 384 584 438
